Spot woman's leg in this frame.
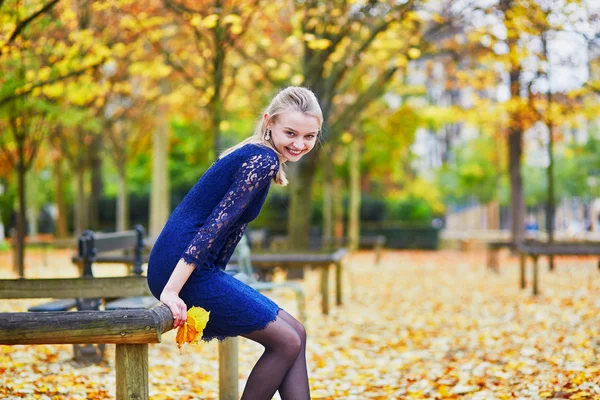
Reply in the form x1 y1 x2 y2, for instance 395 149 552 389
277 310 311 400
240 313 302 400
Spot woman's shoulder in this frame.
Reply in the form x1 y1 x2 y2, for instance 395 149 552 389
226 143 279 168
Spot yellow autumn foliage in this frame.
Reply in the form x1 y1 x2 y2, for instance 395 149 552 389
175 306 210 350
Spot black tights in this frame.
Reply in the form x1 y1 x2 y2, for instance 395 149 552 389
240 309 310 400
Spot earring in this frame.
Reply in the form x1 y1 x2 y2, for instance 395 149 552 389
265 129 271 141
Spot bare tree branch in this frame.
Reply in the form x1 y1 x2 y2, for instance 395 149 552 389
0 59 105 107
0 133 16 168
1 0 61 56
329 65 400 136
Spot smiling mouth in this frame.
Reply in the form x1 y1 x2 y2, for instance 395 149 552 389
286 147 303 156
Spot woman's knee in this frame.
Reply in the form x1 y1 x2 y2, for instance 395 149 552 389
270 319 302 359
244 317 302 359
289 318 306 345
278 310 307 345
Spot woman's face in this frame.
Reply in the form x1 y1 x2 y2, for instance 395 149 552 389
266 110 320 162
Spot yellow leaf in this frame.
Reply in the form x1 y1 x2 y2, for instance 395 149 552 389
408 48 421 59
223 14 241 25
202 14 219 29
291 74 304 86
190 15 202 28
438 385 450 397
176 306 210 349
307 38 331 50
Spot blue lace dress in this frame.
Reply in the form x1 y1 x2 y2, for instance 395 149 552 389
147 144 282 341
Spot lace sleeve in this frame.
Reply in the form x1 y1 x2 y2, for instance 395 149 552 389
181 152 278 267
214 223 247 268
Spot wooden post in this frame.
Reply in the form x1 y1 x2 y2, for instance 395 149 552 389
115 343 148 400
548 255 555 272
335 261 342 306
320 266 329 315
219 338 238 400
533 255 539 296
486 247 493 271
296 290 307 325
520 253 526 289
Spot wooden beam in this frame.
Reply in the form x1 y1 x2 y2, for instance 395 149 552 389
0 305 173 345
0 276 152 299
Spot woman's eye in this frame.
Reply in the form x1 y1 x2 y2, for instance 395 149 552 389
286 131 295 136
306 135 315 139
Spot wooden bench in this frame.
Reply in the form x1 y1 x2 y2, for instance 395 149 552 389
28 228 158 361
268 234 384 264
517 241 600 295
230 248 348 315
0 276 170 400
314 236 385 265
227 235 306 323
486 240 515 272
71 225 147 275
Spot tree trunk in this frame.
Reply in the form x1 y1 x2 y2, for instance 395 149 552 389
74 167 86 237
487 201 500 230
348 140 361 251
117 164 129 232
287 153 319 250
15 164 26 278
72 128 87 237
27 207 38 238
502 0 525 245
543 31 555 270
322 148 334 240
333 176 344 239
89 134 103 230
149 105 170 238
54 157 68 238
209 25 225 161
508 116 525 245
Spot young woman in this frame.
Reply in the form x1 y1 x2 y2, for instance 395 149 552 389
147 86 322 400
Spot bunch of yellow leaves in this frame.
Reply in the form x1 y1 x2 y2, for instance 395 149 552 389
175 306 210 350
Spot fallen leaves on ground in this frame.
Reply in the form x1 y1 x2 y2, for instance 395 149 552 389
176 307 210 350
1 248 600 399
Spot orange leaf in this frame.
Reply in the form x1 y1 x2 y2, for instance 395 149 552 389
175 306 210 350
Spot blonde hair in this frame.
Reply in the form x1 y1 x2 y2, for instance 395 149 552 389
220 86 323 186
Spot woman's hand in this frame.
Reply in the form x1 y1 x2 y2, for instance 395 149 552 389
160 289 187 328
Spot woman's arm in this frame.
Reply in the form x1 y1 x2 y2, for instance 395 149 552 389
180 151 278 268
160 259 195 328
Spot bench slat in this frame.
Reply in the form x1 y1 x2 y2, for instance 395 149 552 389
229 248 348 267
106 296 159 310
518 243 600 256
28 299 78 312
93 231 139 253
0 276 152 299
0 304 172 345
